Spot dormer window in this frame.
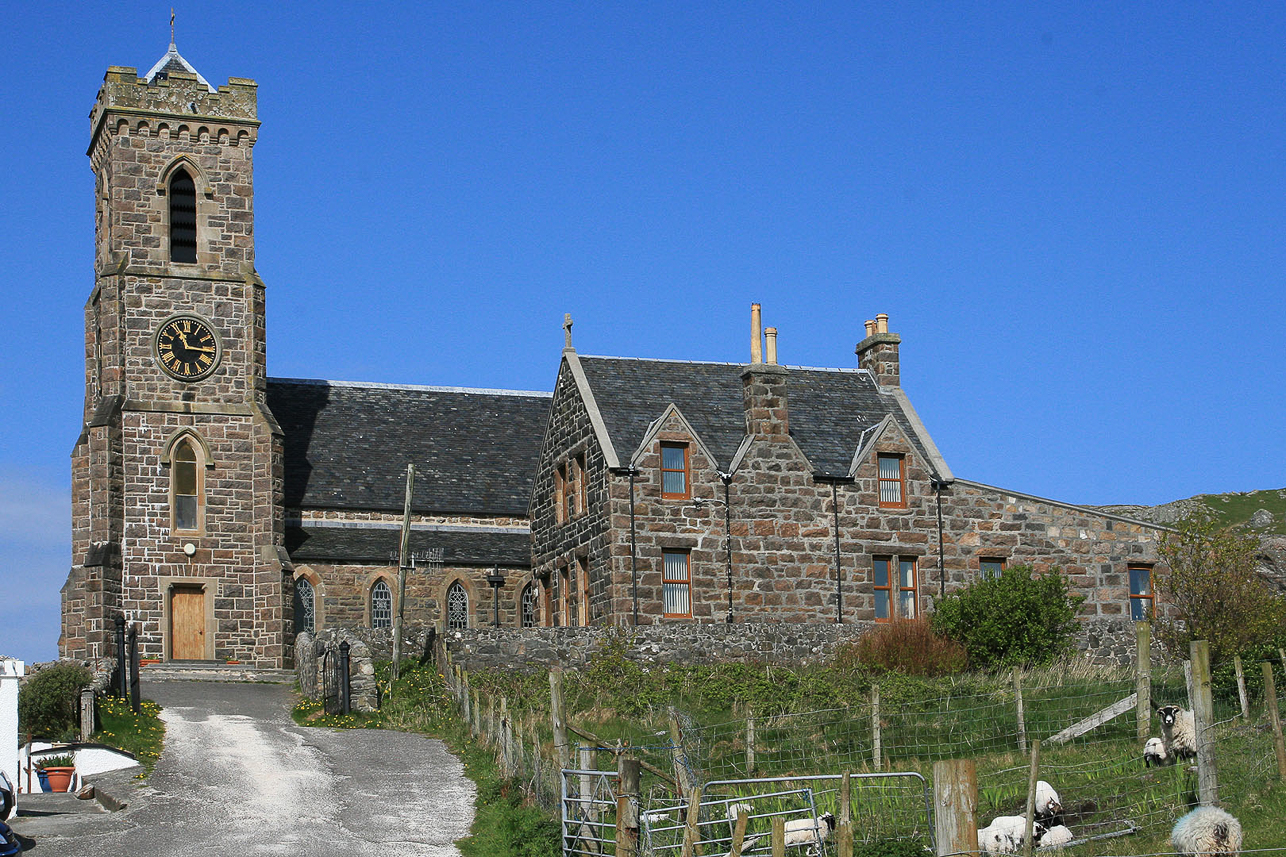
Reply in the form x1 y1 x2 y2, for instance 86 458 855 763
877 453 906 508
169 168 197 263
661 443 689 499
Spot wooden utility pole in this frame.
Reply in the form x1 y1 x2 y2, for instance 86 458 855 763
392 463 415 684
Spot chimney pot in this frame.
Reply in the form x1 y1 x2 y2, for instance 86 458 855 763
864 319 876 337
876 313 889 334
750 303 763 364
765 327 778 365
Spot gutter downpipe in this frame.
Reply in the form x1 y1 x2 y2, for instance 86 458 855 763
933 477 951 599
721 472 733 623
816 474 855 623
629 467 639 627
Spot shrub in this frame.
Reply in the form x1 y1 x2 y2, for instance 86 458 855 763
931 565 1083 669
18 663 93 741
1155 515 1286 664
846 618 968 676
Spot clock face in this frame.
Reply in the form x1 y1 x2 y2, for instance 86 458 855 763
154 315 221 381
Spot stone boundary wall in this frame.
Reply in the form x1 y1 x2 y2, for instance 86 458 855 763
295 629 378 712
443 619 1156 672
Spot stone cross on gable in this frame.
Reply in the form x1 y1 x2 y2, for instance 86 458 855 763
563 313 574 349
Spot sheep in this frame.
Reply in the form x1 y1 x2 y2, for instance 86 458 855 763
1038 825 1074 848
977 816 1047 853
1034 780 1063 826
1157 704 1198 761
1145 736 1173 767
782 812 835 855
1170 806 1242 856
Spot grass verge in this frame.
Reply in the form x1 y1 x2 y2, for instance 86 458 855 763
91 696 165 774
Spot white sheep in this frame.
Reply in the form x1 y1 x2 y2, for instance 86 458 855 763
1034 780 1063 824
1144 736 1172 767
1038 824 1074 848
1157 704 1198 761
977 816 1046 853
1171 806 1242 856
783 812 835 855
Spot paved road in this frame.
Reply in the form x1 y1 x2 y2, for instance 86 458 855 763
12 681 475 856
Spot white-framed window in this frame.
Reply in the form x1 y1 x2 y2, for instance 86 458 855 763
370 580 393 629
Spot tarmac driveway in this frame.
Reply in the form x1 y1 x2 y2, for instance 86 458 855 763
12 680 475 856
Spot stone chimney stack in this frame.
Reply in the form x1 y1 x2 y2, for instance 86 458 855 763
856 312 901 388
741 305 789 437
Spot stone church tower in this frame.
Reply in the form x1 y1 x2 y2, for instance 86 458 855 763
61 43 289 667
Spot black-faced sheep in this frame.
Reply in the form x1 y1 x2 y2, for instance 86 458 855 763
782 812 835 855
1157 704 1198 761
1034 780 1063 826
1144 736 1173 767
1171 806 1242 856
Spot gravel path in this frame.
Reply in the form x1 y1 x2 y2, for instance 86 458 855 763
13 680 475 856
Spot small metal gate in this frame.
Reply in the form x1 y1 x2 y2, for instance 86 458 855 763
561 767 619 856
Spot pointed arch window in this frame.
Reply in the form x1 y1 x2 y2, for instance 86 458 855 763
171 437 202 532
446 581 469 630
294 578 316 635
370 580 393 629
169 168 198 263
520 583 538 628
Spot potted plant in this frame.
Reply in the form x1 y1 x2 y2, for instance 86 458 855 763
36 754 76 793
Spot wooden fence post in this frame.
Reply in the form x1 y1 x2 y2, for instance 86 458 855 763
578 746 597 854
1190 640 1218 806
1136 621 1152 741
551 668 572 771
871 683 882 770
670 709 696 798
1263 661 1286 779
616 756 640 857
1234 656 1249 720
771 815 786 857
1184 660 1194 710
933 759 978 857
471 690 482 736
500 697 513 776
837 772 853 857
1279 647 1286 678
730 813 750 857
1013 669 1028 755
681 784 703 857
745 711 756 775
1023 740 1041 857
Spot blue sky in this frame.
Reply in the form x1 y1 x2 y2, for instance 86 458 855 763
2 3 1283 663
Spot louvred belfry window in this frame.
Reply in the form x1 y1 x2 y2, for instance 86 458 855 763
169 168 198 263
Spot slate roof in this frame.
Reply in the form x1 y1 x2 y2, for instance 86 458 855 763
575 356 940 478
285 524 531 567
144 41 215 92
267 379 551 516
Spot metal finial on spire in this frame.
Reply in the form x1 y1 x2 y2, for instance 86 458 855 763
170 8 176 45
563 313 574 349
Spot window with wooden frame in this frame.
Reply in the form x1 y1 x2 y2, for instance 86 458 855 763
661 443 690 499
554 462 567 524
552 564 565 627
877 453 906 508
1129 565 1155 620
979 557 1005 580
561 564 574 627
170 437 203 533
541 576 553 627
662 550 692 617
576 555 590 626
873 556 919 620
574 452 587 517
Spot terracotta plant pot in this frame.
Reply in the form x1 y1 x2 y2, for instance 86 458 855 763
42 766 75 793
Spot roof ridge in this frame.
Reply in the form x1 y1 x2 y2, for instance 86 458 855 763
579 354 872 375
268 377 552 398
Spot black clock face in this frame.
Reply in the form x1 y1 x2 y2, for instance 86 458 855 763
154 315 221 381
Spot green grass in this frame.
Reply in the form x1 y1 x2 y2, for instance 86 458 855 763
1200 487 1286 535
92 696 165 774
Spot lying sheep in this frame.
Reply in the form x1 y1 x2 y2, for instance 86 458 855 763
782 812 835 855
1157 704 1198 761
1171 806 1242 856
1034 780 1063 826
1039 824 1074 848
1144 736 1173 767
977 816 1046 853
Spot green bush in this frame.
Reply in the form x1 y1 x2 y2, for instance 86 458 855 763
931 565 1083 669
18 663 93 741
853 841 932 857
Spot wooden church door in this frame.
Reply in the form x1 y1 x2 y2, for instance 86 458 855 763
170 585 206 660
